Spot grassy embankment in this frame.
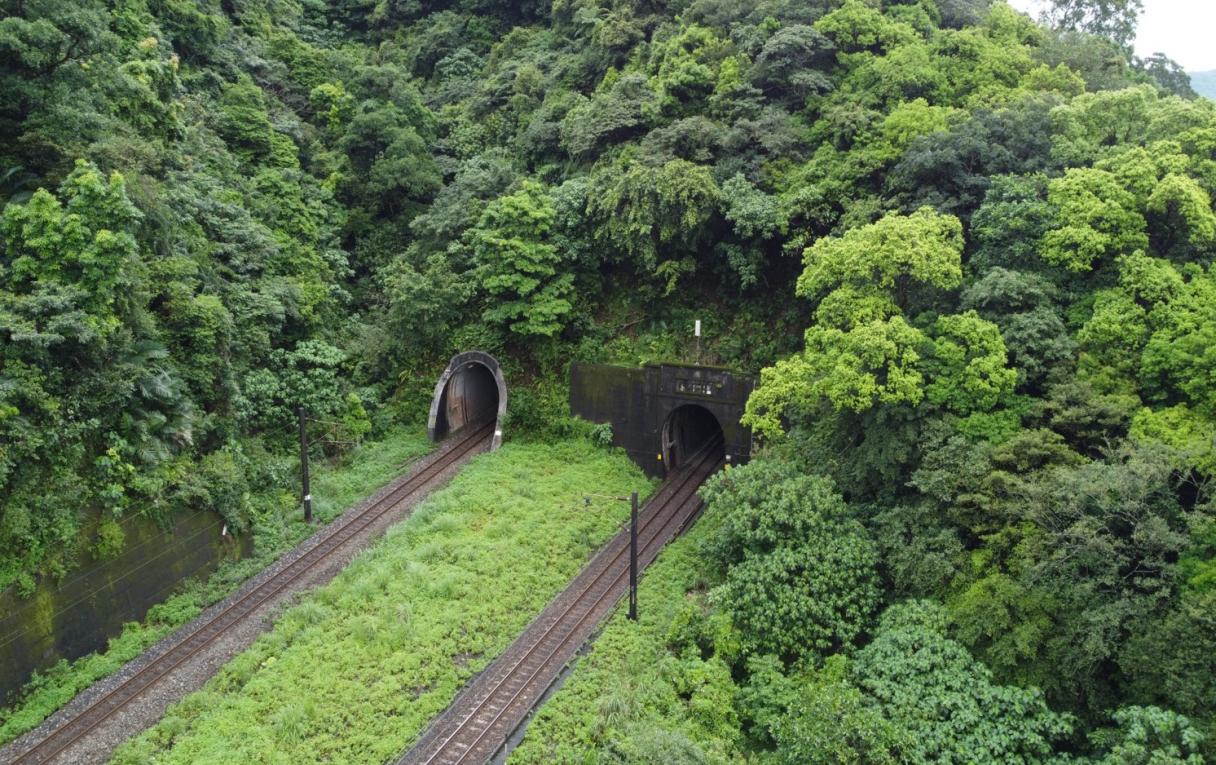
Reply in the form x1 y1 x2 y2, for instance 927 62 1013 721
0 428 432 747
509 497 742 764
109 439 653 765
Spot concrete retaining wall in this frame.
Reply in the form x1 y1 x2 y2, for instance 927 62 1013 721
0 509 247 701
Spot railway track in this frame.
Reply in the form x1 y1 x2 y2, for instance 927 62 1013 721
4 423 494 765
398 435 724 765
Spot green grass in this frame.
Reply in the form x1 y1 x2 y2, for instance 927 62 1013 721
508 499 745 765
109 439 654 765
0 427 431 748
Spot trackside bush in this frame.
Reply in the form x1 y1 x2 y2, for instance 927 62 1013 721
702 461 880 659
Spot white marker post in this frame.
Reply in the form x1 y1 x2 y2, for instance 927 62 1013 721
694 319 702 361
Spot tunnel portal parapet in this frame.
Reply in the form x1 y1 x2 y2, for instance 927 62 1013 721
429 351 507 450
570 362 755 476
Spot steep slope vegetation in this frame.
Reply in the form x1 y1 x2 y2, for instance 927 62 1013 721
2 0 1214 758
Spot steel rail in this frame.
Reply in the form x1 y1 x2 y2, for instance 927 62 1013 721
10 423 494 765
454 448 718 764
405 434 723 765
433 439 719 764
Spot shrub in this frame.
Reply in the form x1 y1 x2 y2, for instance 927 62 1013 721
703 461 880 659
852 601 1072 764
1088 706 1206 765
769 657 908 765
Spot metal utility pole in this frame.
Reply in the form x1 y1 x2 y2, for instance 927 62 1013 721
298 406 312 523
628 491 638 621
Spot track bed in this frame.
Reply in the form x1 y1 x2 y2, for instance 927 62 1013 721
1 425 492 765
398 436 723 765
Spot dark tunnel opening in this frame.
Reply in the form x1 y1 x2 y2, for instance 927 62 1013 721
433 361 500 441
661 404 724 472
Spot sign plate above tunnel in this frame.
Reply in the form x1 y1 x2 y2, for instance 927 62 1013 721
570 362 755 477
675 378 716 397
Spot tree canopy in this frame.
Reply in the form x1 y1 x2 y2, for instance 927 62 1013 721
1 0 1214 758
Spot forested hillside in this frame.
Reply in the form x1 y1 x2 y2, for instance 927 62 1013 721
2 0 1214 759
1191 70 1216 100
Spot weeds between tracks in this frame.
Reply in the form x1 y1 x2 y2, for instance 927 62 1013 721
111 440 652 765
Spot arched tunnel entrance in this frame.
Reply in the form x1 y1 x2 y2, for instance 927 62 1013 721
569 362 754 477
661 404 724 472
428 351 507 450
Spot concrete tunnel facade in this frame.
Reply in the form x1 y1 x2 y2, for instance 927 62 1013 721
428 351 508 450
570 362 755 477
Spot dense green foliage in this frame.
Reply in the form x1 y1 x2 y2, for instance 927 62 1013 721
0 0 375 592
3 0 1215 758
517 460 1210 763
111 440 651 764
732 14 1216 751
703 460 880 658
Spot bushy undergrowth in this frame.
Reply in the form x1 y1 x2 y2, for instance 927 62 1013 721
109 439 651 765
0 428 431 747
5 0 1216 756
513 457 1211 764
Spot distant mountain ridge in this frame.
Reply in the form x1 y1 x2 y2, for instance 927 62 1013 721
1191 70 1216 99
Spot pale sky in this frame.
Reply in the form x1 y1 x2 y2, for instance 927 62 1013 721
1007 0 1216 71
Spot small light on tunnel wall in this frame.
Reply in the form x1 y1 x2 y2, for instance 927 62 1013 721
657 453 663 461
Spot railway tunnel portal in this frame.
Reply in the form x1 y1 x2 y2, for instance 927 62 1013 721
661 403 724 470
428 351 507 450
571 362 754 477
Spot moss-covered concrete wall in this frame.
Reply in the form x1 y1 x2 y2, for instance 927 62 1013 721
0 509 246 701
570 362 754 476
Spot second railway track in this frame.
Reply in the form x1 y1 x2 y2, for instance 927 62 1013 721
399 435 724 765
2 423 494 765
